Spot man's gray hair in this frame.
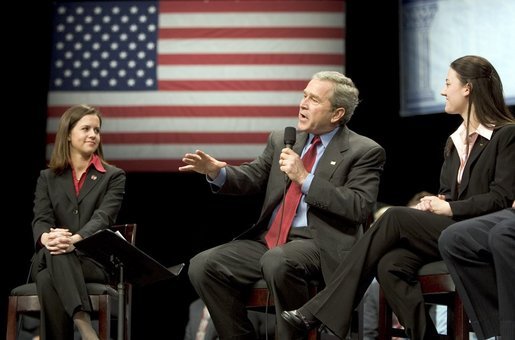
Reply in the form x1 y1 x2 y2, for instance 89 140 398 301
312 71 360 125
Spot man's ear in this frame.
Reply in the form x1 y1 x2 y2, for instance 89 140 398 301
331 107 345 123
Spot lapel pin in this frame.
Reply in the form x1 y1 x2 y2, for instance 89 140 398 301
91 175 97 180
330 161 336 165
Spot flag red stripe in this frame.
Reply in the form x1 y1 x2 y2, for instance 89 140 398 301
47 106 299 118
160 1 344 13
158 80 307 91
47 132 271 144
158 53 344 65
159 28 344 39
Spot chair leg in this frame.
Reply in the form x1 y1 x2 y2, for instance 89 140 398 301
307 328 319 340
453 293 468 340
97 295 111 340
6 296 18 340
378 288 393 340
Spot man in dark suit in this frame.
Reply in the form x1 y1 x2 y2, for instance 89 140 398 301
179 71 386 339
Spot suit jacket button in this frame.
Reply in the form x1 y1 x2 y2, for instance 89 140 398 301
73 209 79 214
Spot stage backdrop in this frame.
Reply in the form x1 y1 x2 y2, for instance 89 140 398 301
399 0 515 117
46 0 345 172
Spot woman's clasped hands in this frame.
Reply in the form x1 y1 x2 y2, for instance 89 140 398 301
414 195 452 216
44 227 75 255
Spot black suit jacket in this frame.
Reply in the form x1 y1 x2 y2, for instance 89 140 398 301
32 163 126 248
215 126 386 277
440 124 515 219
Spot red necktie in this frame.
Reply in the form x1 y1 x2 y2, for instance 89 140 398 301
265 136 321 248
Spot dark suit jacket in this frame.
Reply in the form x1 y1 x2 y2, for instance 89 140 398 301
215 126 386 278
32 163 126 248
439 124 515 219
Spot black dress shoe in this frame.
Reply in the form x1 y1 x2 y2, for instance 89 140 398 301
281 309 320 331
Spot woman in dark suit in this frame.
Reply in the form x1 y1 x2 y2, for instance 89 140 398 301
31 105 126 340
281 55 515 339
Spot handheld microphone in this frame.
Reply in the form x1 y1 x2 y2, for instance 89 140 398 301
282 127 296 183
284 126 296 149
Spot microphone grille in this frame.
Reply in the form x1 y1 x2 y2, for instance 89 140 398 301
284 127 296 147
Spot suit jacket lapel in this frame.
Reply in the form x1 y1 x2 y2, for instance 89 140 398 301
77 168 103 202
58 170 77 204
294 132 309 157
315 126 349 179
458 136 489 197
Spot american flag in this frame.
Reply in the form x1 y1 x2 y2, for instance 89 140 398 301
47 0 345 172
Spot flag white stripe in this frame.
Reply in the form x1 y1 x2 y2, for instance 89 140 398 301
158 39 344 54
158 65 344 80
48 91 303 106
47 144 268 159
46 117 299 133
159 13 345 28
